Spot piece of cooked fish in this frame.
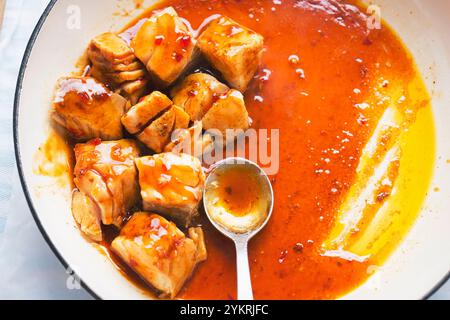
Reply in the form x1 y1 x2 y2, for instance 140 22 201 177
115 78 149 106
89 32 135 64
122 91 173 135
137 107 176 153
171 73 230 121
111 212 207 298
125 100 191 153
135 153 205 227
165 121 214 159
73 139 140 231
72 190 103 242
53 77 126 141
88 32 148 103
173 105 191 130
197 16 264 92
202 89 250 135
131 7 197 87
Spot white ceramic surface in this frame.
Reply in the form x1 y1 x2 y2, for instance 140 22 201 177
14 0 450 300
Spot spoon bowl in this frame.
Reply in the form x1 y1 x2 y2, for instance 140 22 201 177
203 157 274 300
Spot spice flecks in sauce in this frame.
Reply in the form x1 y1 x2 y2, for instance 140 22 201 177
204 163 272 234
37 0 435 300
215 166 263 217
137 0 434 300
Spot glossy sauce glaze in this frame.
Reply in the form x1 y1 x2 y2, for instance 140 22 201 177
136 153 204 205
53 77 111 104
35 0 435 299
137 0 434 299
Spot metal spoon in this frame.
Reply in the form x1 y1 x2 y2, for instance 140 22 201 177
203 157 274 300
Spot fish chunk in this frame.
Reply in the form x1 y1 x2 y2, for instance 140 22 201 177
122 91 191 153
133 104 191 153
137 107 176 153
92 67 147 85
111 212 207 298
202 89 250 134
165 121 214 159
72 191 102 242
88 33 148 103
171 73 230 121
88 34 143 87
89 32 135 64
135 153 205 227
109 61 144 73
121 91 173 135
197 16 264 92
115 78 149 106
188 227 207 262
173 105 191 129
131 7 197 86
53 77 126 141
74 139 140 229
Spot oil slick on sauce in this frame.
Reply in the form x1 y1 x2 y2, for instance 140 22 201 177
35 0 436 300
33 128 74 190
148 0 436 300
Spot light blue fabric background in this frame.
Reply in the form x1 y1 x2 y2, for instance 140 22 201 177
0 0 91 300
0 0 448 300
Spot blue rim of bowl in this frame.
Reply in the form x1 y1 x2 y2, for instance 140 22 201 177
12 0 450 301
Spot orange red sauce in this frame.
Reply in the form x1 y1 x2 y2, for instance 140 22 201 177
35 0 434 300
138 0 426 300
213 165 264 218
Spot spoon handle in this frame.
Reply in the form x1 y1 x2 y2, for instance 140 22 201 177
235 240 254 300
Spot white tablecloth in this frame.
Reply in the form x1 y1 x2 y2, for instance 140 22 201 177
0 0 448 300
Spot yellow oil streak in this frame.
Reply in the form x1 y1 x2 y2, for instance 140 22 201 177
322 74 435 265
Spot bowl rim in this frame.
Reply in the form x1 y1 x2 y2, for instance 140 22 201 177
12 0 450 300
13 0 100 300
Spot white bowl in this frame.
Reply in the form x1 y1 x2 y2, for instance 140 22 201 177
14 0 450 300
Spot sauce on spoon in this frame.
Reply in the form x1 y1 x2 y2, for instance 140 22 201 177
204 161 272 234
204 158 274 300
